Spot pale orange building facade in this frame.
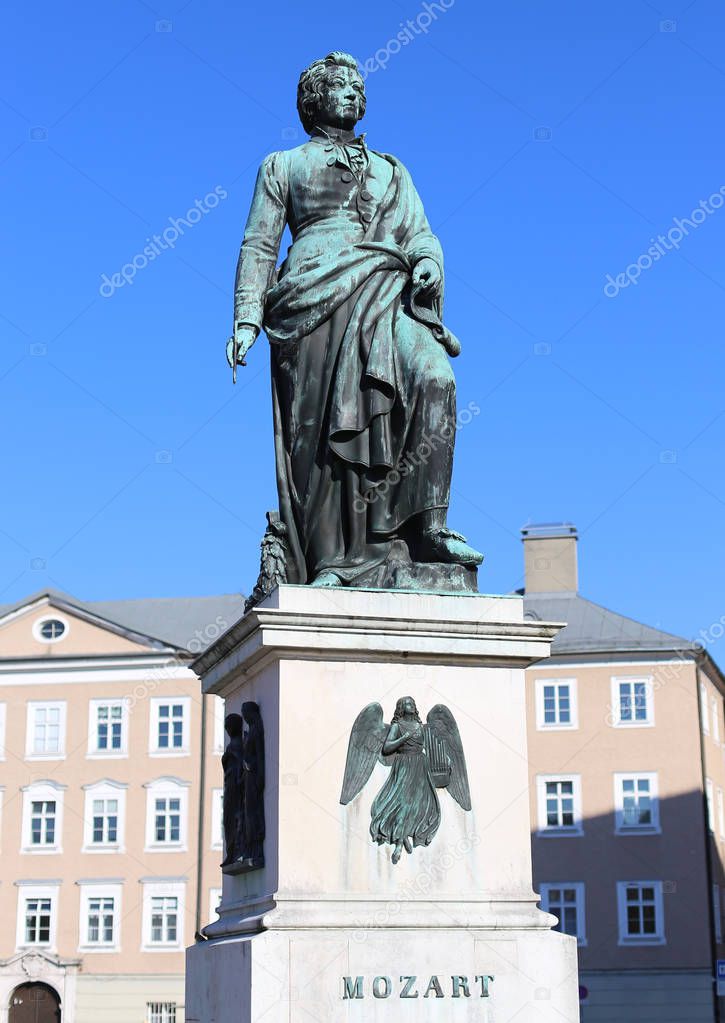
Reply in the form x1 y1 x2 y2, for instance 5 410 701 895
0 590 243 1023
524 524 725 1022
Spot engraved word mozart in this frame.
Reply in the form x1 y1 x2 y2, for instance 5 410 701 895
342 975 494 1000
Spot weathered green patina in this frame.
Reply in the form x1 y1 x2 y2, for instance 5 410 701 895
229 51 483 592
340 696 471 864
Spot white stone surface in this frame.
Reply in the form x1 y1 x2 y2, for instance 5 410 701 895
187 928 579 1023
194 587 562 695
186 586 579 1022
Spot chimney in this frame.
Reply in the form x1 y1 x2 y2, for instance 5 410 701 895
521 523 578 594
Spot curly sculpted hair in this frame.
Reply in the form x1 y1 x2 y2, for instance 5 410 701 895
296 51 366 134
392 697 421 723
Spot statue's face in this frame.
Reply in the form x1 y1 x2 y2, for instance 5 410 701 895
317 66 365 129
402 697 417 717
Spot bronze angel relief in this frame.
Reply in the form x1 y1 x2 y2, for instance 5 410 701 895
340 696 471 863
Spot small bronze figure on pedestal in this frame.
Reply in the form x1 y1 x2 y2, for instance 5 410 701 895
240 701 265 869
221 703 265 873
221 713 245 868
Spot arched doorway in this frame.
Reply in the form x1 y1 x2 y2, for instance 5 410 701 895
9 984 61 1023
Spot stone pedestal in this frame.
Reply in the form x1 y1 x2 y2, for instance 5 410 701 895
186 586 580 1022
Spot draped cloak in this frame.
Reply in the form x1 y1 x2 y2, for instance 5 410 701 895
370 722 440 850
234 138 460 584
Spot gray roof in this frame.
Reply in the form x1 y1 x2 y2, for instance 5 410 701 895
0 589 246 654
89 594 246 652
523 591 693 656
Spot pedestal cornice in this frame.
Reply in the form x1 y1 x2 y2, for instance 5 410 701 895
193 586 564 694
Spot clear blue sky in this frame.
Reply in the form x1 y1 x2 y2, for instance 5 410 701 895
3 1 725 654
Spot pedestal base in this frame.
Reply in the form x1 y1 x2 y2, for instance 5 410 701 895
186 926 578 1022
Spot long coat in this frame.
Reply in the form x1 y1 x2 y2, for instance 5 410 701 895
234 132 459 584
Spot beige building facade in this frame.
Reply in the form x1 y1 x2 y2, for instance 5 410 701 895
0 589 244 1023
523 524 725 1022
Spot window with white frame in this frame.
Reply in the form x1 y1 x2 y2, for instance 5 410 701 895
611 677 653 727
93 798 119 844
155 797 181 843
151 896 178 943
31 801 56 846
87 896 115 945
79 883 122 950
88 700 128 756
23 897 52 944
539 883 586 944
536 775 583 836
617 881 665 944
208 887 222 923
142 882 185 949
535 679 578 730
212 696 226 754
706 778 715 832
145 779 189 850
614 773 660 833
16 884 59 950
147 1003 177 1023
713 700 721 744
26 701 67 758
21 781 64 852
150 698 190 755
211 788 223 850
82 780 126 851
701 684 710 734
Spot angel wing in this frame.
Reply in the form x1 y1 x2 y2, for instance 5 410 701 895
427 704 471 811
340 703 389 805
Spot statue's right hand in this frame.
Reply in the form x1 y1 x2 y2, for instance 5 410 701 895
226 323 258 369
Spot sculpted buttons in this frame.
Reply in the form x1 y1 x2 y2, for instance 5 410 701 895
360 190 373 201
341 171 353 182
327 156 336 166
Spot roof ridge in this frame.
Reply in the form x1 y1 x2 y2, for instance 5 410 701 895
523 590 692 653
572 593 689 645
0 591 245 655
